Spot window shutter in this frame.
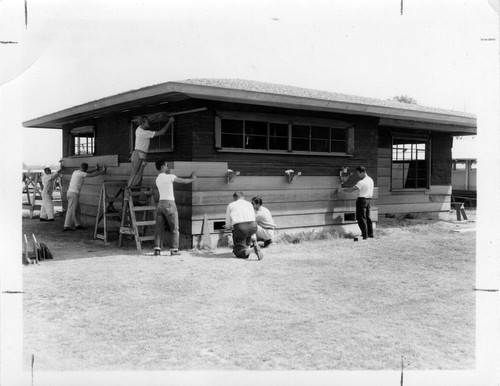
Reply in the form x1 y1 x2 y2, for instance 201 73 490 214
214 115 221 148
347 126 355 154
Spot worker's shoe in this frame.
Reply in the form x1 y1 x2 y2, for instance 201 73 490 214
40 218 47 222
63 227 74 232
262 239 273 248
170 250 181 256
153 249 161 256
253 242 263 260
75 225 87 230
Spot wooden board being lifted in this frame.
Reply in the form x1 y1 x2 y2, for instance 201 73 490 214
61 155 119 168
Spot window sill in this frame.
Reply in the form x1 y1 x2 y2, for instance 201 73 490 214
216 148 353 157
148 149 175 154
390 189 429 194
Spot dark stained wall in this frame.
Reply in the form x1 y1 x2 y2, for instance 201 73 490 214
378 127 452 186
63 98 380 181
430 132 452 185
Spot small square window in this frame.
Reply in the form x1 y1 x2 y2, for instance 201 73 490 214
70 126 95 156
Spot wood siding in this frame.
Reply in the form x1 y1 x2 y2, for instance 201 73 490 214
377 129 453 215
60 159 378 249
58 97 456 249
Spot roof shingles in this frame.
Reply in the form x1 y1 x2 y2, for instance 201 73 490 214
178 78 474 118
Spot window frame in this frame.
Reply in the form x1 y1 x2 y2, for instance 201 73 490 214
70 125 95 156
215 111 354 156
390 134 431 191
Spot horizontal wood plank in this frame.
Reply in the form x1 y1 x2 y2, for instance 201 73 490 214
184 211 379 235
61 155 119 168
378 202 449 214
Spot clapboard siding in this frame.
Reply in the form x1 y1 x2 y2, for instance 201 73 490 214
60 159 381 248
57 94 459 250
376 141 452 215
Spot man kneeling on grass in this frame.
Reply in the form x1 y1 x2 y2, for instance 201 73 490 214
153 160 196 256
225 191 263 260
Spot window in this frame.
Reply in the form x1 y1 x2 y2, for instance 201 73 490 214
147 119 174 151
215 112 353 155
391 138 429 189
71 126 95 156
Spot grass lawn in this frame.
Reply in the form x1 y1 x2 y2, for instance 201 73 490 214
22 211 476 371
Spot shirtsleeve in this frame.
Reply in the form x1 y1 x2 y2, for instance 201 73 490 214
144 129 156 138
225 205 232 229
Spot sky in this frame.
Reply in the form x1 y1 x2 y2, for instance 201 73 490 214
0 0 498 166
1 1 499 385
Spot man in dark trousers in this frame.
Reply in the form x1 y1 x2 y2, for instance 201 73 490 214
340 166 374 240
225 191 263 260
153 160 196 256
128 116 174 187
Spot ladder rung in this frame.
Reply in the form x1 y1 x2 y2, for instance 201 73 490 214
133 206 156 211
135 220 156 227
95 234 105 240
104 212 121 217
138 235 155 241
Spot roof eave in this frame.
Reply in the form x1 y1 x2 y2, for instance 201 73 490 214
22 81 477 132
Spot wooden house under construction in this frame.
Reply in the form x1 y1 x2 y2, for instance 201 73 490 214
23 79 477 248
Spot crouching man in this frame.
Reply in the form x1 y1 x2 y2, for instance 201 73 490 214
225 191 263 260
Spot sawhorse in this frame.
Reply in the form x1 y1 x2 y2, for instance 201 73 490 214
22 172 43 218
94 180 127 242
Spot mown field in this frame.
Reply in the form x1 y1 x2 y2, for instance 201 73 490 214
22 211 476 371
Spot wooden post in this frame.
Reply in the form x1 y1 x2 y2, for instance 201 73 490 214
201 214 213 250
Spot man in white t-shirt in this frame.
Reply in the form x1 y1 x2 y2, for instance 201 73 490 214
128 116 174 187
63 163 106 231
40 167 62 222
153 160 196 256
340 166 374 240
225 192 263 260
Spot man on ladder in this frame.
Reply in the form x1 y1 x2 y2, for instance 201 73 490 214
153 160 196 256
128 115 175 187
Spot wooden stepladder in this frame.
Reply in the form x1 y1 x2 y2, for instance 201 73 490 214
118 186 157 252
22 172 43 218
94 180 127 242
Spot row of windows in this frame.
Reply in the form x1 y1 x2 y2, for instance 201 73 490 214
69 117 430 190
219 118 349 154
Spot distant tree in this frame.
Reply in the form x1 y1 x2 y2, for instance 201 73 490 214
391 95 418 104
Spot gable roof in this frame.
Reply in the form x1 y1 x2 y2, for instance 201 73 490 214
23 78 476 134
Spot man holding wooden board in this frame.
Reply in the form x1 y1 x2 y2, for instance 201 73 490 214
153 160 197 256
128 116 174 187
339 166 374 240
63 163 106 231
